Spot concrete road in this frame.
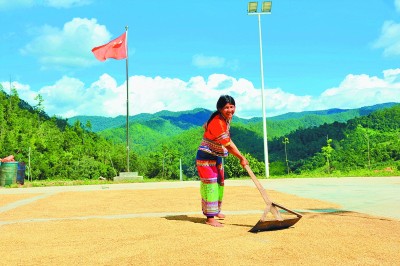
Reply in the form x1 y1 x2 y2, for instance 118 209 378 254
230 176 400 220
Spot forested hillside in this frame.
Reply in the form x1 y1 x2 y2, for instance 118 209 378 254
1 83 399 181
241 102 399 139
0 87 137 180
93 103 399 178
268 105 400 175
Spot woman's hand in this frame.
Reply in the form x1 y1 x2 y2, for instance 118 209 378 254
239 156 249 168
225 141 249 168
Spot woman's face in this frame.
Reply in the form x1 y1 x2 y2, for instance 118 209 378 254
220 103 236 120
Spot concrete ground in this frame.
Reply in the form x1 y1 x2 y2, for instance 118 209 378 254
0 176 399 265
230 176 400 220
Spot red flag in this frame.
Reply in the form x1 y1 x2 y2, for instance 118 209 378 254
91 32 127 61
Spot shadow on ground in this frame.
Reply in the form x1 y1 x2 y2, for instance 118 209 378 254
164 215 255 230
164 215 205 224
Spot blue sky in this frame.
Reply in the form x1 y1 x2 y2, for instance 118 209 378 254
0 0 399 119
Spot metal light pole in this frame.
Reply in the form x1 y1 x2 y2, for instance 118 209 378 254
283 137 290 174
247 1 272 178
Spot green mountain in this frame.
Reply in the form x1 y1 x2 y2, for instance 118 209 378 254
69 103 398 141
260 102 399 139
68 108 212 132
78 102 399 177
2 83 398 181
268 104 400 174
268 102 398 121
68 102 399 158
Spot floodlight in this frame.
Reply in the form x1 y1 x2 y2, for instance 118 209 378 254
261 1 272 13
248 2 258 13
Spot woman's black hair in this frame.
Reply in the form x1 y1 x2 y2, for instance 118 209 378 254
206 95 236 126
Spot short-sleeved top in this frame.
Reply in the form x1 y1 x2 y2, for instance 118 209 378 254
198 114 231 157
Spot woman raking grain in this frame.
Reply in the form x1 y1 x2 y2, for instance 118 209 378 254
196 95 249 227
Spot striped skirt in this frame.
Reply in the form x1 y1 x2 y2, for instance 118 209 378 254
196 150 225 217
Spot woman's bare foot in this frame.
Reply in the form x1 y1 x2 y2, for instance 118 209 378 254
216 213 226 219
206 217 223 227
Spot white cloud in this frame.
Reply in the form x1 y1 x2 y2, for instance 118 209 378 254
0 0 91 9
43 0 92 8
192 54 240 72
192 54 225 68
0 81 36 104
373 20 400 57
0 0 34 9
4 69 400 119
383 68 400 83
40 76 85 106
20 18 111 68
314 69 400 110
396 0 400 12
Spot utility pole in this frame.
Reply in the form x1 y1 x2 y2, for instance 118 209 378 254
283 137 290 174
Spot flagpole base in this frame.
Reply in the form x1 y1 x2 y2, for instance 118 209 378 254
114 172 143 182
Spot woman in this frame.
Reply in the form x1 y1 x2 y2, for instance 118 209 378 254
196 95 248 227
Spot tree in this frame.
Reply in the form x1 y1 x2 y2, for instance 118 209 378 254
321 137 334 173
224 152 264 178
85 120 92 132
34 94 45 114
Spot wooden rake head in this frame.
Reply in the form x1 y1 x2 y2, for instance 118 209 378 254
244 165 303 233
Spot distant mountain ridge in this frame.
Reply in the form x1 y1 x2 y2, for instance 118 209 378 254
268 102 399 120
68 102 399 133
64 100 400 176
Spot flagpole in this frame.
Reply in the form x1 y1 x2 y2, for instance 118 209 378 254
125 25 130 172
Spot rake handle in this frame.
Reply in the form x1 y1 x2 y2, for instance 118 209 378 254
245 165 273 204
245 165 302 218
244 165 282 220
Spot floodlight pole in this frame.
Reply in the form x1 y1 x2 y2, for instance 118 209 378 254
258 13 270 178
248 2 271 178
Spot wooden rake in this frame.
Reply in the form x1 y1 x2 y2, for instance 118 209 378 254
245 165 302 232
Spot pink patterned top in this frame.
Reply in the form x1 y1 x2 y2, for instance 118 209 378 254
198 114 231 157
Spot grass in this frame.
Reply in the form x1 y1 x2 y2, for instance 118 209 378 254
2 166 399 188
4 176 186 188
268 169 400 179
